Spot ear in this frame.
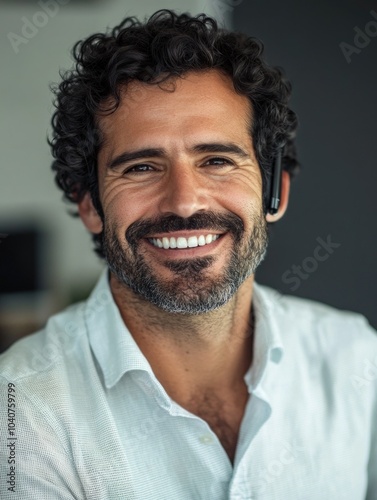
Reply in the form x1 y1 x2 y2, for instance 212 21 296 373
78 192 103 234
266 170 290 223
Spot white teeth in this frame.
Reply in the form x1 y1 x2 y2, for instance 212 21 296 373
188 236 198 248
149 234 221 250
177 237 188 249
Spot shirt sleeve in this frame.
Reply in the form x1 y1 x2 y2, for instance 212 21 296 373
0 375 83 500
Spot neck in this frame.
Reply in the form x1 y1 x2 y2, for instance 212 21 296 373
110 272 255 399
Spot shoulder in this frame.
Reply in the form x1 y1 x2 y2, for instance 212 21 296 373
255 283 377 405
254 282 377 370
256 282 377 337
0 300 88 385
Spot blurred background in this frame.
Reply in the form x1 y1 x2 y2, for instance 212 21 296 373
0 0 376 352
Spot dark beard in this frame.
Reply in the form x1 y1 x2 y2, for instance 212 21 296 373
101 210 268 314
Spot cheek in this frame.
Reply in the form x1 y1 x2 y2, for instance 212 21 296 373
220 177 263 229
101 180 156 231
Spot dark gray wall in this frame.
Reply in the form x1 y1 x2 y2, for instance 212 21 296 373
233 0 377 328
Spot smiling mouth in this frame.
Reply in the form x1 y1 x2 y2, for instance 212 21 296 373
147 233 223 250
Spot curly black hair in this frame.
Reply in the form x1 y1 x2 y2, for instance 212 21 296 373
49 9 299 258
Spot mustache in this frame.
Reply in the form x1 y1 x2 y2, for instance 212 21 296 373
125 212 245 248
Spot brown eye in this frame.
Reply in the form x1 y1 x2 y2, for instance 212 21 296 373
123 164 154 174
204 157 233 167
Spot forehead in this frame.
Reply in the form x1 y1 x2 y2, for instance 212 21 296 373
97 70 253 150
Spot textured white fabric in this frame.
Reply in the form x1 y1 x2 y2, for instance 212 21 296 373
0 267 376 499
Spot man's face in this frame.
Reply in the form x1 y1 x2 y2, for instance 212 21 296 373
94 70 268 314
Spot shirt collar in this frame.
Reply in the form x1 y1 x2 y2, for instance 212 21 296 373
244 282 284 391
85 268 154 389
86 268 284 392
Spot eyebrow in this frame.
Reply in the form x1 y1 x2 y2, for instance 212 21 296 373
106 142 250 170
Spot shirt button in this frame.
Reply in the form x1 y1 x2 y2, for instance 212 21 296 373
199 434 214 444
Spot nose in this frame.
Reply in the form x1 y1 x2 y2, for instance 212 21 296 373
157 163 210 218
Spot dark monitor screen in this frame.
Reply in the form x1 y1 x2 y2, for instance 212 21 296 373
0 228 42 295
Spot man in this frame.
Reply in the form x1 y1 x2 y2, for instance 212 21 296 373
0 9 376 500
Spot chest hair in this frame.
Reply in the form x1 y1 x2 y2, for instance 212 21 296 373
182 389 249 463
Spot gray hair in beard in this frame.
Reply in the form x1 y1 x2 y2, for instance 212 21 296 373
102 210 269 314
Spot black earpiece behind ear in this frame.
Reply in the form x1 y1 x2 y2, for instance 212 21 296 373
268 145 284 215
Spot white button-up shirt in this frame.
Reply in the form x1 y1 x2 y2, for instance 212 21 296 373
0 268 376 499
